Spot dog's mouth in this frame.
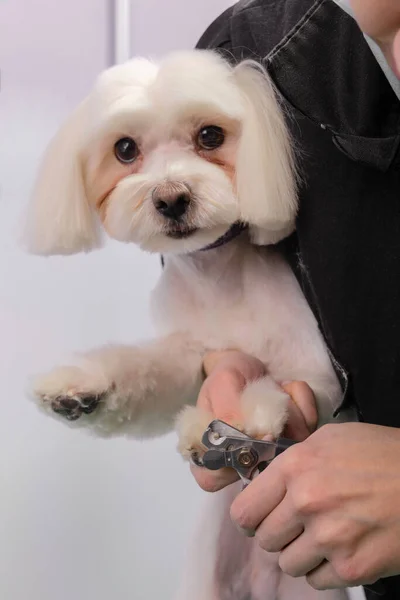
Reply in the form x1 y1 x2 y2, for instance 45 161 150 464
165 226 197 240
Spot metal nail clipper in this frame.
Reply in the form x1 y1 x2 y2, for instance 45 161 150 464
194 420 297 487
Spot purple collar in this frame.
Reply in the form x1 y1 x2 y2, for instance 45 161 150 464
200 221 248 251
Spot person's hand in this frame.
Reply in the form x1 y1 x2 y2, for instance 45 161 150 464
191 350 318 492
230 421 400 589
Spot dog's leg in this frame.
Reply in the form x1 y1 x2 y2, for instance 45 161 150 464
31 332 205 437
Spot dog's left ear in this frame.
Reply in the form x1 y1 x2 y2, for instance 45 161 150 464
233 60 298 244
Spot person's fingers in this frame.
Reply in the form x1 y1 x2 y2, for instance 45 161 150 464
279 531 325 578
190 462 239 492
199 352 267 427
193 354 317 491
203 350 266 379
193 377 316 492
230 456 287 532
197 367 247 428
282 396 311 442
255 495 304 552
203 350 238 375
306 560 346 590
282 381 317 440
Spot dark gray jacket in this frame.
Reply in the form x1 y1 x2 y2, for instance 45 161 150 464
197 1 400 598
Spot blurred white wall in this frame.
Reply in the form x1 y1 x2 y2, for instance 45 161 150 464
0 2 233 599
130 0 232 56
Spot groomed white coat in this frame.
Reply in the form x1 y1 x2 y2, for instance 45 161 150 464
24 50 350 600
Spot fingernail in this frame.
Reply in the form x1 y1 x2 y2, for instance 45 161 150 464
281 380 293 386
233 522 256 537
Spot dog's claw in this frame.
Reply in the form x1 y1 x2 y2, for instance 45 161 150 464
190 451 205 467
81 396 100 413
51 395 100 420
65 412 81 421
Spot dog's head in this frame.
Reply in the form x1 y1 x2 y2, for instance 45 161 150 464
24 50 298 256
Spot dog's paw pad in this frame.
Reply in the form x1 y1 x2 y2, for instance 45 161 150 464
50 394 102 421
33 365 110 421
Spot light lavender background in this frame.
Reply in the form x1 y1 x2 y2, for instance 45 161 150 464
0 2 231 599
0 1 364 598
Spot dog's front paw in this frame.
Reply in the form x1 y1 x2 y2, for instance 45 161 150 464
176 378 290 464
32 365 111 422
176 406 214 462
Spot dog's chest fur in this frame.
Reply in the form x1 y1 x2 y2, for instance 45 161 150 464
152 239 337 389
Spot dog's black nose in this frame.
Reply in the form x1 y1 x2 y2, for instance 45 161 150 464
153 192 191 220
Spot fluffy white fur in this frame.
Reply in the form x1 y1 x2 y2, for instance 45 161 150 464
25 50 350 600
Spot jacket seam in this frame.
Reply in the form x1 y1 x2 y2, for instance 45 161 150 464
266 0 325 61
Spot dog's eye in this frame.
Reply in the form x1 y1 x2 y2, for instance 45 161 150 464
114 137 139 164
197 126 225 150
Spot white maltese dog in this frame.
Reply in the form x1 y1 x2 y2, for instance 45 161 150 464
24 50 349 600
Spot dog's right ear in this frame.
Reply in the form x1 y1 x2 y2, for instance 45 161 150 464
23 98 103 256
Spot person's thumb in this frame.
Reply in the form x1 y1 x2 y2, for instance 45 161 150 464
281 381 317 441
